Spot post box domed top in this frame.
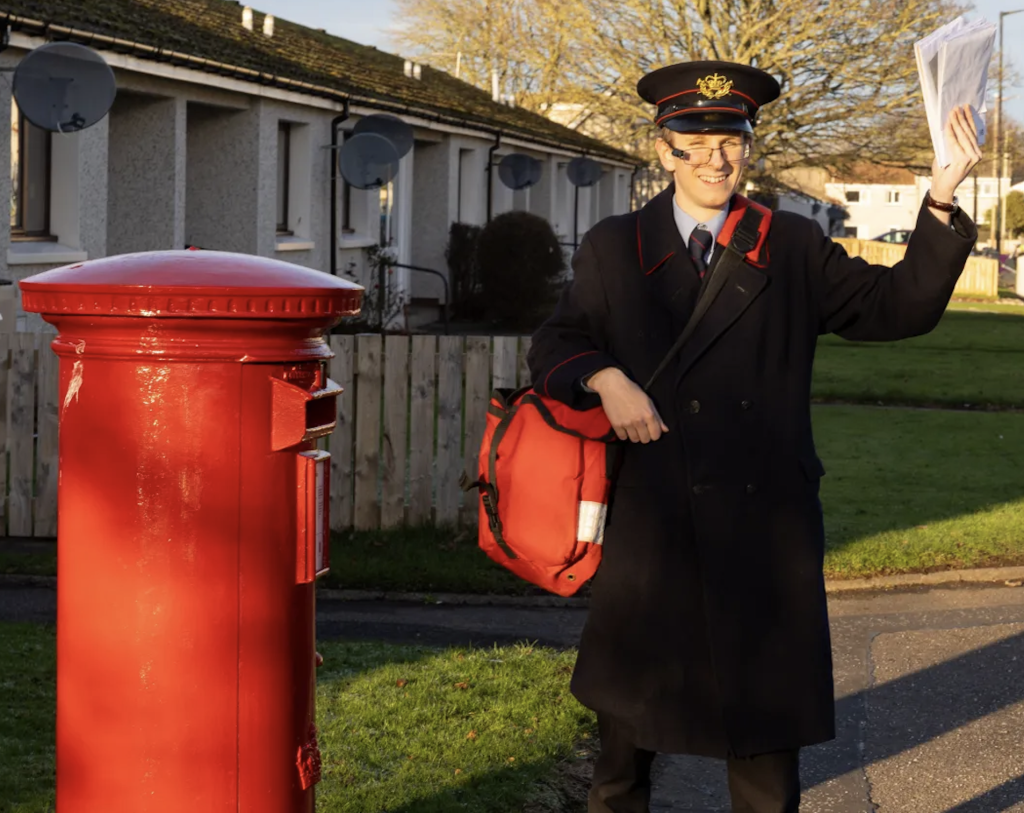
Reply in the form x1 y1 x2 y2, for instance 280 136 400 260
20 249 363 320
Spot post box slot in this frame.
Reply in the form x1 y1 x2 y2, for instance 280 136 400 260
306 398 335 435
271 376 343 452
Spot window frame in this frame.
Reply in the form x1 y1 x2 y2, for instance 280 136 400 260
276 121 292 236
11 106 55 242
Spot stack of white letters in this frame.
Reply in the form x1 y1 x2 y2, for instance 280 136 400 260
914 16 997 167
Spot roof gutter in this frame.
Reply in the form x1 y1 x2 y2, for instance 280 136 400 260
3 13 639 167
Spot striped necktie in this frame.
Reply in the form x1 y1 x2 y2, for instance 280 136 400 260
688 225 712 278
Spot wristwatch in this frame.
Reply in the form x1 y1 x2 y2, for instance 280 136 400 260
924 189 959 214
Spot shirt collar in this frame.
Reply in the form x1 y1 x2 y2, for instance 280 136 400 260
672 197 730 251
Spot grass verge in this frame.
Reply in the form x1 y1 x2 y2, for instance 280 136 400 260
817 405 1024 578
0 552 55 577
812 310 1024 409
0 624 56 813
0 624 595 813
320 525 535 595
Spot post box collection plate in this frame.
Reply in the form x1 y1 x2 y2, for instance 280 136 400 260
297 450 331 584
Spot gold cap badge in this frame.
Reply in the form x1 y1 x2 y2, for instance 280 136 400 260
697 73 733 99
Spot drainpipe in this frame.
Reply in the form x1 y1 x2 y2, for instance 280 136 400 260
486 131 501 222
329 99 351 276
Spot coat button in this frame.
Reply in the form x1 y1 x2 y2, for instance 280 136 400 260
746 483 757 494
741 399 752 410
689 400 701 413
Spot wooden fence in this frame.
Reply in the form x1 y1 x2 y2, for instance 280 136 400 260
833 238 999 297
326 333 533 533
0 332 534 538
0 237 1002 538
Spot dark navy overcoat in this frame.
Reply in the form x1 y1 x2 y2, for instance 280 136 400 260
527 183 977 758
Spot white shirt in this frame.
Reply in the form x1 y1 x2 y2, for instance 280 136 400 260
672 197 729 266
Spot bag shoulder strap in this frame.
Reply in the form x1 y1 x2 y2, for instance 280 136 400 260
641 204 766 392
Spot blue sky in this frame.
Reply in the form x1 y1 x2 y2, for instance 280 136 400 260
255 0 1024 123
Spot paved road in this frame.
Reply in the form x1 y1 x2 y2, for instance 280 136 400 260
4 580 1024 812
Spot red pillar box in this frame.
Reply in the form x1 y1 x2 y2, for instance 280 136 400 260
20 251 362 812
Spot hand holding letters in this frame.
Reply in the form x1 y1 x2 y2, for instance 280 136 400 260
915 16 997 169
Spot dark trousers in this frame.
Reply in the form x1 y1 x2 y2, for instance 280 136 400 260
588 714 801 813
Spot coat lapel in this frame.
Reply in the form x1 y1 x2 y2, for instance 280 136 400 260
636 186 771 382
637 185 703 328
671 243 768 383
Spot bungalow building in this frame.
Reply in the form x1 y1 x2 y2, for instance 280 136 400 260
3 0 638 330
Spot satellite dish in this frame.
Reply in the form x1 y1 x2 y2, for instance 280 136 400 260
339 132 401 190
352 114 414 160
13 42 116 133
497 153 543 190
567 156 603 188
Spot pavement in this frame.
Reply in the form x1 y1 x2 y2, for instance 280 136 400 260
3 578 1024 812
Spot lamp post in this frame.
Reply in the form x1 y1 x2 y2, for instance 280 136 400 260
996 8 1024 254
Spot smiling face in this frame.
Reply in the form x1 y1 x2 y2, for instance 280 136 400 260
654 128 751 219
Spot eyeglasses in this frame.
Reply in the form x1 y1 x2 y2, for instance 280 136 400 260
669 142 750 166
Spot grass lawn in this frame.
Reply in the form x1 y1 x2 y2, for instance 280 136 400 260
0 552 55 577
817 405 1024 578
812 309 1024 408
0 624 595 813
0 624 55 813
949 299 1024 316
321 525 534 595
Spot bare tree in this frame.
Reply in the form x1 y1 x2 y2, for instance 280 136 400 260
390 0 983 186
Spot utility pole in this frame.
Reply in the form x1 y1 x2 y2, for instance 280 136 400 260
997 9 1024 253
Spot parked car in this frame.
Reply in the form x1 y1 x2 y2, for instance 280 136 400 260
870 229 913 244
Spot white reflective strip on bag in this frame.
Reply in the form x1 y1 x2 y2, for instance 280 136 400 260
577 500 607 546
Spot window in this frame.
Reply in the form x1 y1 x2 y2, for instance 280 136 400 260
11 103 52 240
338 128 375 245
341 180 354 233
886 190 900 204
379 182 394 246
457 148 478 223
845 190 860 203
981 182 995 197
276 122 291 235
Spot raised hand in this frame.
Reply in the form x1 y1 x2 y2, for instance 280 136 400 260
931 104 984 202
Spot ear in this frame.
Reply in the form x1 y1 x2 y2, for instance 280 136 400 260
655 136 677 174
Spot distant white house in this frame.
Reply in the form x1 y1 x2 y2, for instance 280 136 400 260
824 163 1012 242
4 1 637 331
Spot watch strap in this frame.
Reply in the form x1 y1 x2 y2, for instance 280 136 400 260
924 189 958 213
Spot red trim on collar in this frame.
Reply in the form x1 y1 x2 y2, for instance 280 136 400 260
637 212 675 275
646 252 675 276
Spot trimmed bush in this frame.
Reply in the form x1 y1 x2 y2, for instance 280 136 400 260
476 211 565 328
